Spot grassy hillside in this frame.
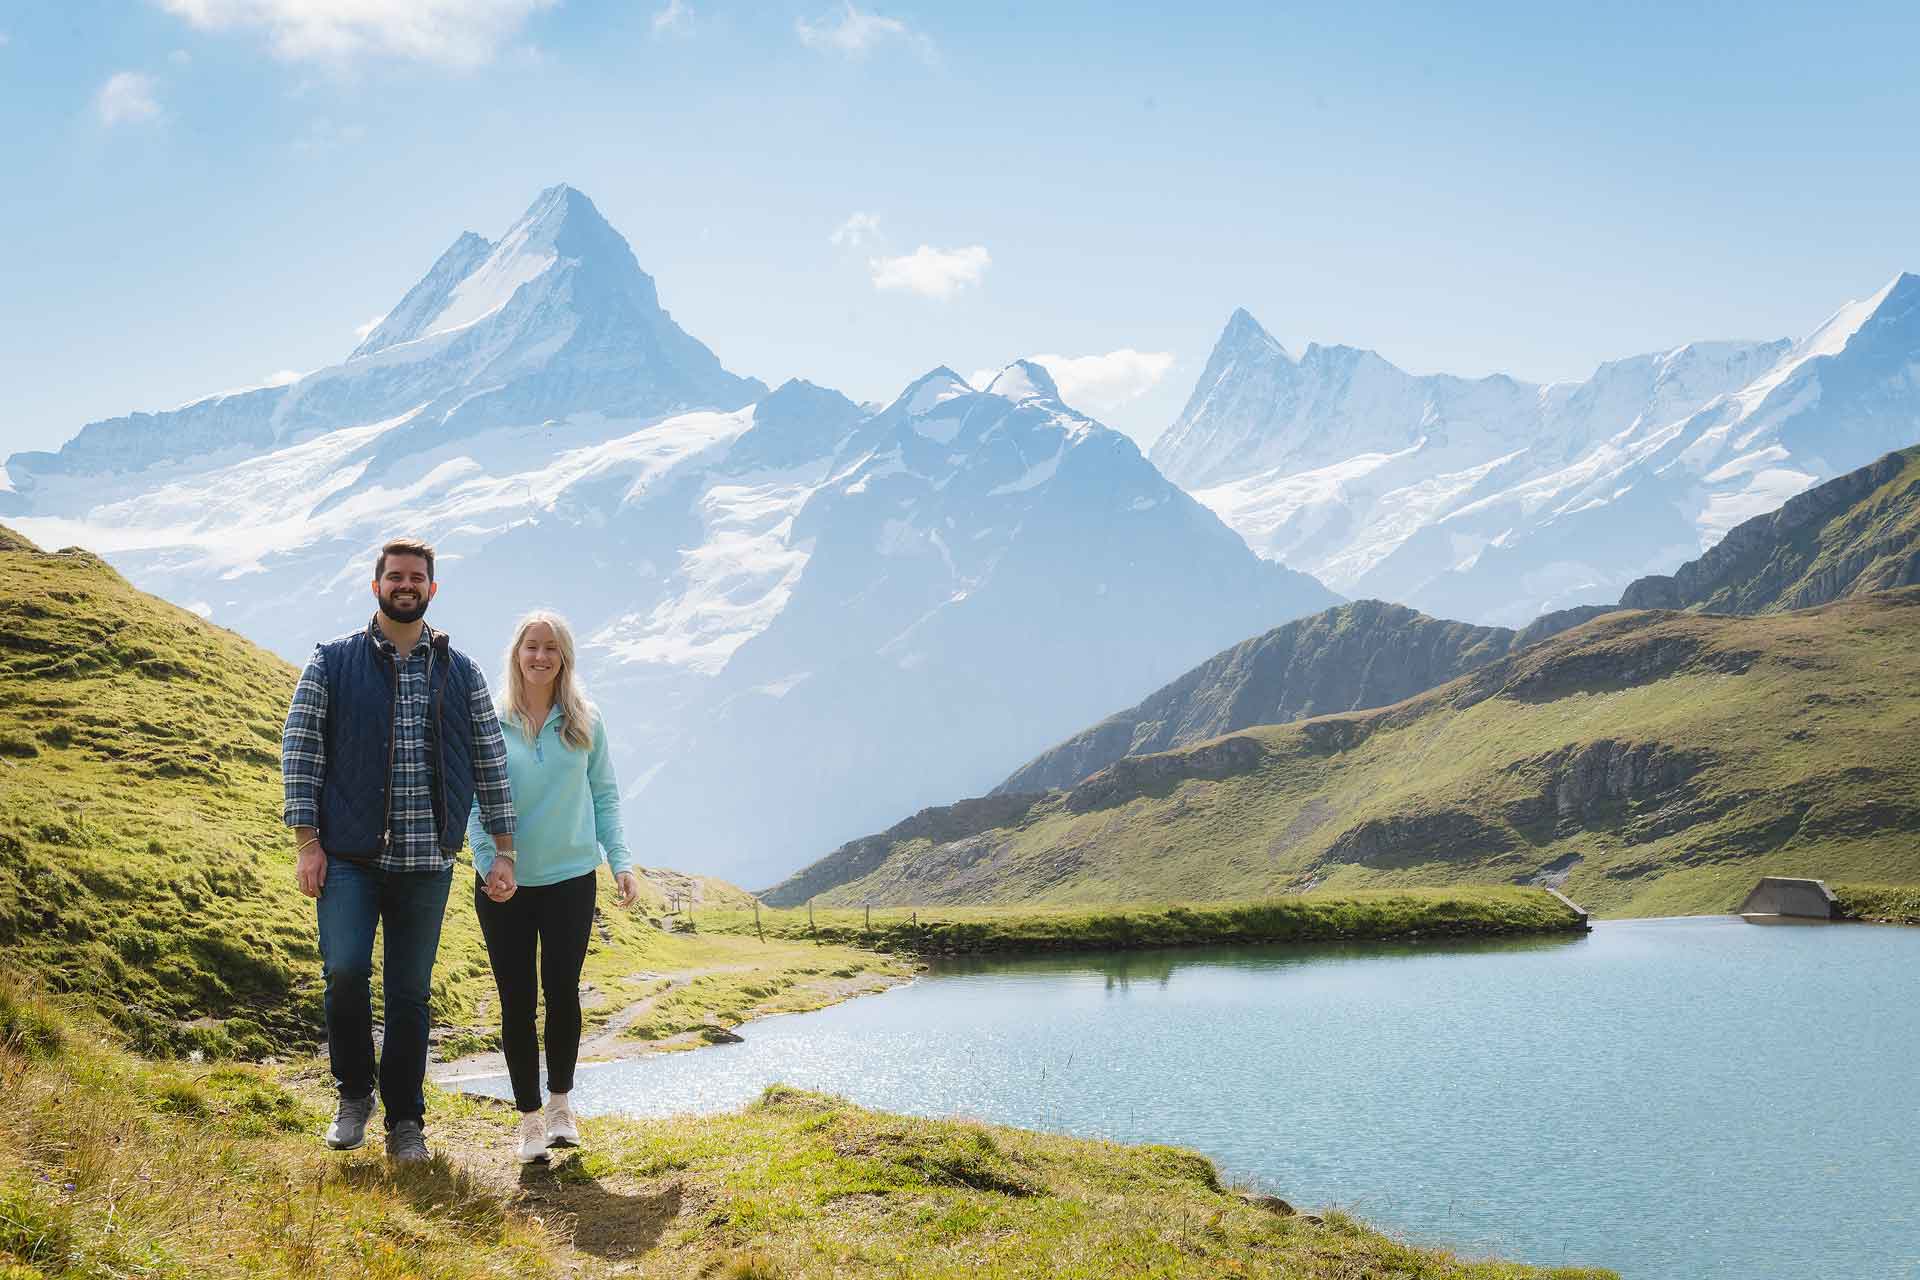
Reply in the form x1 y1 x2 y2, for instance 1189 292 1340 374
1621 443 1920 613
0 981 1614 1279
0 526 897 1058
772 593 1920 917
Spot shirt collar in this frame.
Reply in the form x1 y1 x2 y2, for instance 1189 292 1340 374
366 615 436 657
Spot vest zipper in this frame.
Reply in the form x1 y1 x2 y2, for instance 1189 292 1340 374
379 647 398 856
428 641 447 846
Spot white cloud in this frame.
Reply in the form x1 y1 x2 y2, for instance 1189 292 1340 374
154 0 557 67
651 0 690 35
796 2 931 60
1026 350 1176 412
830 211 880 249
264 369 304 386
869 245 989 300
169 47 192 64
0 31 11 47
96 72 161 126
353 312 388 340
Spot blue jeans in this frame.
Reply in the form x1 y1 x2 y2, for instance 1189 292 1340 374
316 858 453 1130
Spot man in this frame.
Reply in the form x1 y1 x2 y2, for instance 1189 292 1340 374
280 536 518 1163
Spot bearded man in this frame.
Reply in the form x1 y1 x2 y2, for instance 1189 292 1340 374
279 536 517 1162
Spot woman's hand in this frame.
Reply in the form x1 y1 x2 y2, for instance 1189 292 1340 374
484 857 518 903
613 870 640 908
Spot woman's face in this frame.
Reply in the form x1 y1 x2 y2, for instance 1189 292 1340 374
517 622 563 692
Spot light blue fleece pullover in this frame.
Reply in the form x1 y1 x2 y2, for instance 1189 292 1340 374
468 705 633 886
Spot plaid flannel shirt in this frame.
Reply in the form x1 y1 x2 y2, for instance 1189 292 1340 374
282 619 515 873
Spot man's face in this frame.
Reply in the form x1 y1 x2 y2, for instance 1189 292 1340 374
373 554 437 623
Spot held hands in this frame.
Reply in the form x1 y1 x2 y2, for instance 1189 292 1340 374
483 856 518 903
614 870 641 908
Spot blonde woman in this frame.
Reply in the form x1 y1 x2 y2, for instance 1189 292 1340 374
468 610 641 1164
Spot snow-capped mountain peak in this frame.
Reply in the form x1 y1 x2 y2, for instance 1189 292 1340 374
983 359 1060 404
895 366 975 417
1795 271 1914 363
4 186 762 504
1219 306 1286 358
1159 272 1920 625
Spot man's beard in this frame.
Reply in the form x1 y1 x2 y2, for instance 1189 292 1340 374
378 590 430 624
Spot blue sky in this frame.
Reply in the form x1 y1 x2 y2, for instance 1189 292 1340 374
3 0 1918 456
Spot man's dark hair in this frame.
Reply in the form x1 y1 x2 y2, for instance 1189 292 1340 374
375 537 437 582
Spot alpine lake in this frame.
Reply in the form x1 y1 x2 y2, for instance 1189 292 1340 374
460 915 1920 1279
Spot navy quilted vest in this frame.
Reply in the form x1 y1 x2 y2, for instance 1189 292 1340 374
316 626 478 860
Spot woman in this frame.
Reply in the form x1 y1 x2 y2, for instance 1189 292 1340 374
469 609 641 1164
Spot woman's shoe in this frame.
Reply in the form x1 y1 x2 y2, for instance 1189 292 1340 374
545 1092 579 1148
517 1109 550 1164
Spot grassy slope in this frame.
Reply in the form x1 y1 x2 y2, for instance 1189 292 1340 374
1752 444 1920 608
1 983 1613 1280
0 527 899 1059
697 888 1585 954
1831 883 1920 924
800 594 1920 917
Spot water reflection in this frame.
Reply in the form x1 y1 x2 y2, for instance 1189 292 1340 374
927 931 1588 987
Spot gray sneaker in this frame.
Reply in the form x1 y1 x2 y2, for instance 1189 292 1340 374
325 1092 376 1150
386 1118 429 1165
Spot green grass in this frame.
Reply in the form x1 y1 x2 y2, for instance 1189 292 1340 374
696 887 1585 954
0 527 902 1059
785 592 1920 918
0 984 1614 1280
1831 883 1920 924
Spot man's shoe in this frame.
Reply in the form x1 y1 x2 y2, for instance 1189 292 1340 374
517 1110 550 1164
325 1092 376 1150
544 1092 579 1148
386 1119 430 1165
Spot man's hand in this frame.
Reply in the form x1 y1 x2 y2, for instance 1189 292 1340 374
613 870 641 908
484 856 517 903
295 829 327 898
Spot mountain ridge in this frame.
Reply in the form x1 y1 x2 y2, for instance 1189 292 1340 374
1157 275 1919 625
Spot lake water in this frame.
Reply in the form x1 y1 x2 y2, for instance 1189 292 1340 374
459 916 1920 1278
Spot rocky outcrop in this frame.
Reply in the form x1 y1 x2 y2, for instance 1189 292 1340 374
1061 735 1264 814
1501 740 1711 839
1621 444 1920 614
1323 810 1514 867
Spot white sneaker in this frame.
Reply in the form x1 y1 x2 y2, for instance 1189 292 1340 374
517 1110 549 1164
545 1091 580 1148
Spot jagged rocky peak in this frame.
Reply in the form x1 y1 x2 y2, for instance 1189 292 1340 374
1218 306 1286 358
349 184 645 359
5 182 764 498
349 231 493 358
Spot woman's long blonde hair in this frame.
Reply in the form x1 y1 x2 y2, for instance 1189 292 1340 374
499 610 596 751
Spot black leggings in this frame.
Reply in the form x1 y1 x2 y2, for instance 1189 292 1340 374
473 870 597 1112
